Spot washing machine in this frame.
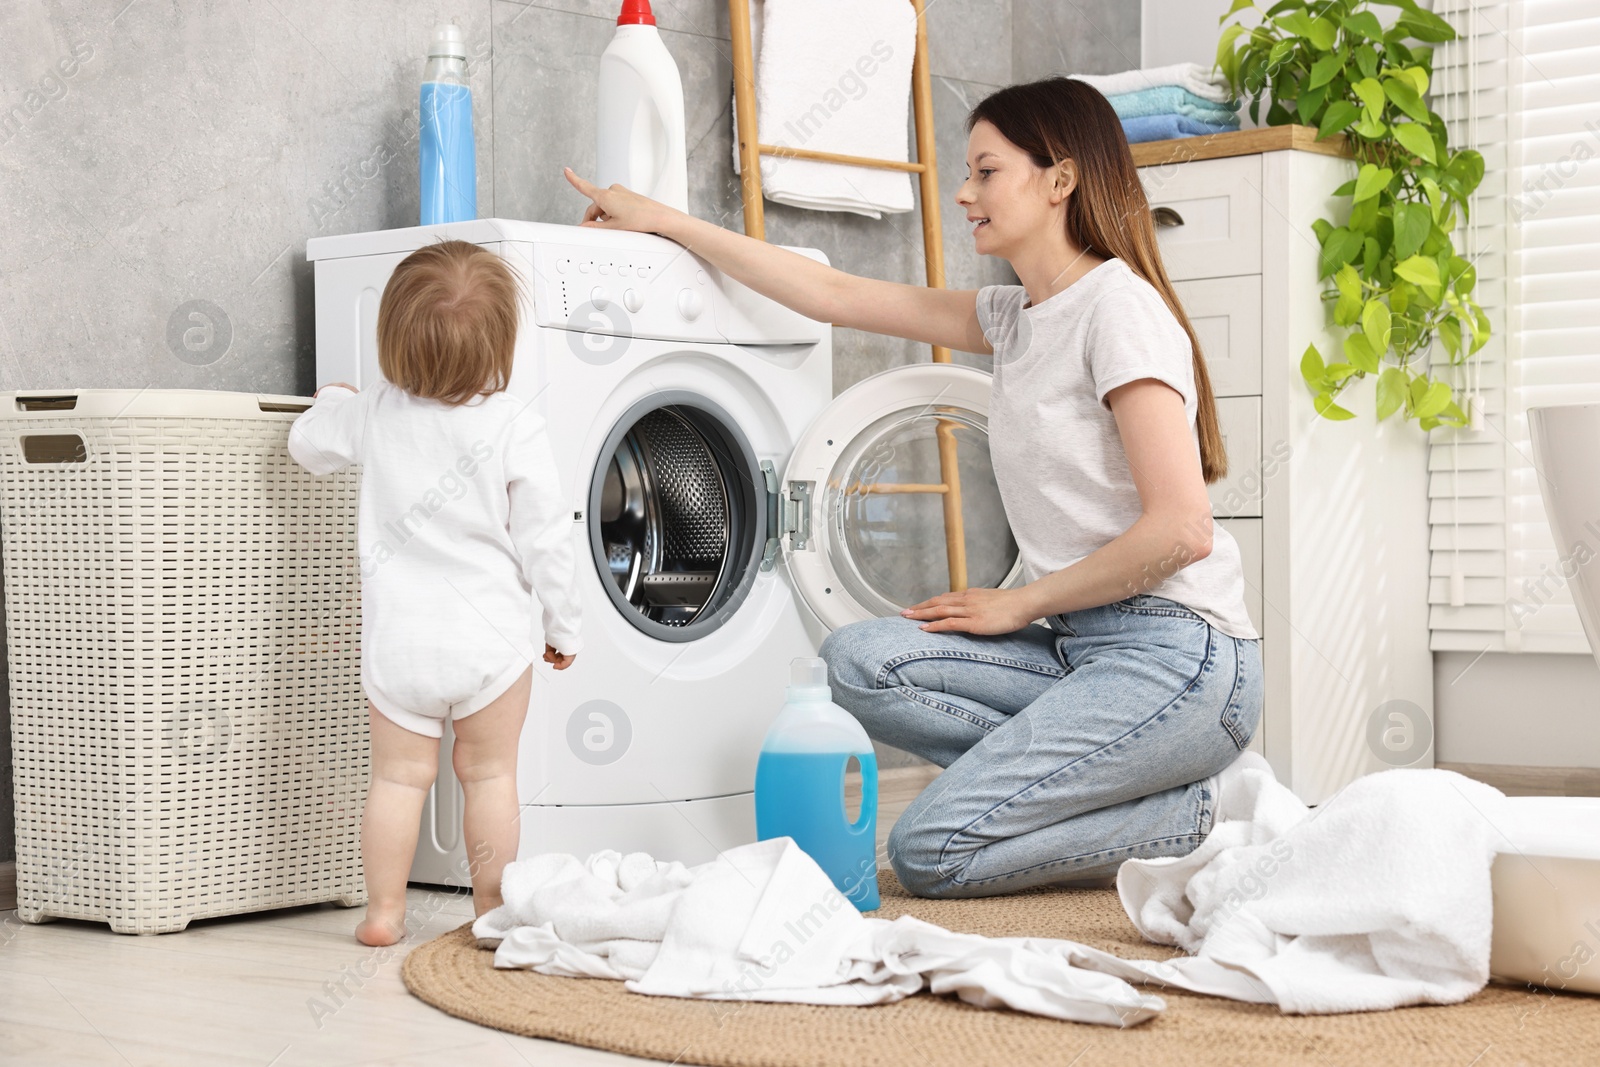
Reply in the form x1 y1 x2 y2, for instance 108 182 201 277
305 219 1019 886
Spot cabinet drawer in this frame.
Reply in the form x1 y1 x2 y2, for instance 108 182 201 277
1174 275 1261 397
1218 516 1263 639
1209 395 1262 518
1139 154 1262 280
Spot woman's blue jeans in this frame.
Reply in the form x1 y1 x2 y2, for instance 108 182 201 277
819 594 1264 898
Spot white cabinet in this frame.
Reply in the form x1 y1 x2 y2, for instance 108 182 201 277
1137 134 1435 804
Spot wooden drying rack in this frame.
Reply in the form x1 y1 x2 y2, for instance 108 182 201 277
727 0 970 590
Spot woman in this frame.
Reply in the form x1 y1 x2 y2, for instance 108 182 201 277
565 76 1263 899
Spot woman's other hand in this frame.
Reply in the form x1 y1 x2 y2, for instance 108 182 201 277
314 382 357 399
564 168 678 235
543 643 577 671
901 587 1040 635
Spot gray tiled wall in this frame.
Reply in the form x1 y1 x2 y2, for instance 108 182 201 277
0 0 1137 859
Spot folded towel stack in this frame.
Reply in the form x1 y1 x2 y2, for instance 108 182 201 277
1070 62 1242 145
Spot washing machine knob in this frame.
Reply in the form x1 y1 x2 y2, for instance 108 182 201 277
590 286 609 309
677 288 703 321
623 288 643 314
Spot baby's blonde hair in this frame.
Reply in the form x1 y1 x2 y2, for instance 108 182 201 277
377 239 522 405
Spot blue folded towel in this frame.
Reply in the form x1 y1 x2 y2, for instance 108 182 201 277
1105 85 1239 125
1121 113 1241 144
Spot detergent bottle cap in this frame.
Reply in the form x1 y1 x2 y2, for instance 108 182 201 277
429 20 467 60
788 657 831 700
617 0 657 26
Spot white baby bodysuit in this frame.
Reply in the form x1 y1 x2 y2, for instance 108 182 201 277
288 380 582 735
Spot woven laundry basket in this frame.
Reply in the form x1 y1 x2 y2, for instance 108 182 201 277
0 388 368 934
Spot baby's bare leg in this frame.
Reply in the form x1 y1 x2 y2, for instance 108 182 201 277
357 706 440 946
450 665 534 916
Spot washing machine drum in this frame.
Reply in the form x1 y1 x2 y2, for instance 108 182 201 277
594 404 758 635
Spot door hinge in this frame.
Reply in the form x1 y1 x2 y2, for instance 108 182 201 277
760 461 813 570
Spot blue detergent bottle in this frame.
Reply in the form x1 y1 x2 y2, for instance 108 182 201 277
419 21 476 225
755 657 880 910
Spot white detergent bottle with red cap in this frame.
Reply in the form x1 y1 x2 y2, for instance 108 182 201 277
595 0 688 213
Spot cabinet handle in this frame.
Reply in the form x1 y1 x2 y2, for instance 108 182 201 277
1153 206 1185 228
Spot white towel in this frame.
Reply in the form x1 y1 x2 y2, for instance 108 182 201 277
730 0 917 219
1069 62 1235 105
473 759 1513 1021
1116 754 1513 1013
475 835 1166 1026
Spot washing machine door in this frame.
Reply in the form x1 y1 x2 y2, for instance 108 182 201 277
773 363 1022 632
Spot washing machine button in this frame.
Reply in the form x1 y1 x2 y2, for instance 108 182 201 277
695 269 708 285
617 264 631 276
578 261 591 274
556 257 570 274
623 288 643 313
598 263 612 275
677 288 703 321
590 286 609 309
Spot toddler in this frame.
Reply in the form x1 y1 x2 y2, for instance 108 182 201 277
288 239 582 947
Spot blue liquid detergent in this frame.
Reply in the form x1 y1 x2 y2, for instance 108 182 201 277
756 750 880 909
420 81 475 225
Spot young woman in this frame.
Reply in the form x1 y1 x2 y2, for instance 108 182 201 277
565 76 1263 900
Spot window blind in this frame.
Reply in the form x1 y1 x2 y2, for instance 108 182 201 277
1425 0 1600 654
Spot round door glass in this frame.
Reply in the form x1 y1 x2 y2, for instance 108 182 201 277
823 406 1019 616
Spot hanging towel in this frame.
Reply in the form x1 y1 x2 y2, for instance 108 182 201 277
1116 754 1513 1013
1070 62 1235 105
730 0 917 219
1104 85 1239 124
1121 113 1240 145
474 836 1166 1026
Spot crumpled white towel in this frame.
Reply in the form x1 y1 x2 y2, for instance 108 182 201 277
474 835 1165 1026
730 0 917 218
1069 62 1235 105
1116 753 1513 1013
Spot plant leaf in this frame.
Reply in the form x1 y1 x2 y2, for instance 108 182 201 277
1438 315 1461 357
1307 16 1339 49
1394 253 1441 290
1318 227 1365 277
1376 366 1407 420
1308 53 1344 88
1353 163 1393 202
1335 262 1362 300
1353 76 1386 115
1392 201 1431 259
1362 298 1392 355
1344 332 1381 373
1314 393 1357 420
1317 100 1361 140
1300 343 1326 389
1219 0 1256 24
1342 10 1385 40
1392 119 1438 163
1382 77 1431 124
1415 379 1453 418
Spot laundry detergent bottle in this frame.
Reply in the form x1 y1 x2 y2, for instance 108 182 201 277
419 20 476 225
755 658 880 910
595 0 688 213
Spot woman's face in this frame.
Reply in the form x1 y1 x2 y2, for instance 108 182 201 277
955 119 1067 259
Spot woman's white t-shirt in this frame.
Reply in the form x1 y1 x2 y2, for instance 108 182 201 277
976 257 1258 639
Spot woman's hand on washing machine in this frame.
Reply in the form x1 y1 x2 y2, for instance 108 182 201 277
543 643 577 671
315 382 357 399
901 587 1038 635
564 168 677 234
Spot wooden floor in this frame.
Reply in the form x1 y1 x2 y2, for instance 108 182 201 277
0 766 942 1066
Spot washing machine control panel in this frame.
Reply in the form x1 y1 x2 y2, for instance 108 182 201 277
529 241 825 346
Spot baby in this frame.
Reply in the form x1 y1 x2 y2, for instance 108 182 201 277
288 239 581 946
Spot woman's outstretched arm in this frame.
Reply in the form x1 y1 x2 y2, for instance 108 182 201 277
564 169 992 356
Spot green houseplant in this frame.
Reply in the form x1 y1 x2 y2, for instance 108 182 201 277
1218 0 1488 429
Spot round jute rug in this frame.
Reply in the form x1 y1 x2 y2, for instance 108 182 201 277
401 871 1599 1067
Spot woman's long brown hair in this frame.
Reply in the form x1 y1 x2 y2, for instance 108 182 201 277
968 77 1228 483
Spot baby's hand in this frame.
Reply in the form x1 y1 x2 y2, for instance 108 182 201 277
314 382 358 399
543 643 576 671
